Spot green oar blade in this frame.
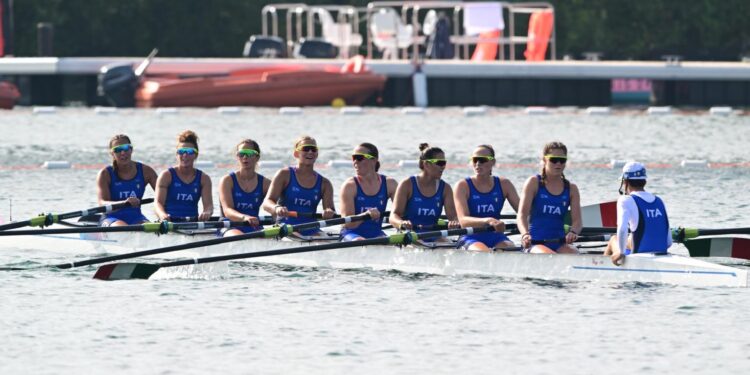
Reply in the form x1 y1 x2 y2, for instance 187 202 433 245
94 263 161 280
684 237 750 260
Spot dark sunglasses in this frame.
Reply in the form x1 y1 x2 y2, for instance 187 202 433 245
424 158 447 167
351 153 376 162
296 145 319 153
471 156 495 164
545 154 567 164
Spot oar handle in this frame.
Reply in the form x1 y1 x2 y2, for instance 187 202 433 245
0 198 156 231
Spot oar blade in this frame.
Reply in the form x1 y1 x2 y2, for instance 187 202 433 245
684 237 750 260
93 263 161 281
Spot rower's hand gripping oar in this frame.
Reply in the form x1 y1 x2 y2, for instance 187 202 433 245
94 226 496 281
0 212 372 272
0 198 155 231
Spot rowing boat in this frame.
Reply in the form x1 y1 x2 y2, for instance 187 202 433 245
148 241 748 287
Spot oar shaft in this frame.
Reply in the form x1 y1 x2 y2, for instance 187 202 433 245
159 226 490 268
0 199 155 231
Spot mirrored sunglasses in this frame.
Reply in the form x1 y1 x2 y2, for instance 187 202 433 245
351 153 376 161
177 147 198 156
237 149 260 158
296 144 319 153
424 159 447 167
111 144 133 153
545 154 567 164
470 155 495 164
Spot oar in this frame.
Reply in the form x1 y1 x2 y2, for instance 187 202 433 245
0 220 262 236
684 237 750 260
0 198 155 231
578 226 750 239
0 213 372 272
93 226 493 281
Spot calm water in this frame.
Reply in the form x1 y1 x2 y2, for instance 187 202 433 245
1 107 749 374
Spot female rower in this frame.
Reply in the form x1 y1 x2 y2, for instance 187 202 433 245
389 144 460 237
96 134 158 226
262 135 335 236
218 139 271 237
604 162 671 266
453 145 520 251
516 141 582 253
339 143 398 241
154 130 213 222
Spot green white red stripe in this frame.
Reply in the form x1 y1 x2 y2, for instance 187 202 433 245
575 200 617 228
685 237 750 260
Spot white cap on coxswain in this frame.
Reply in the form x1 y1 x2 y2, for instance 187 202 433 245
621 161 647 180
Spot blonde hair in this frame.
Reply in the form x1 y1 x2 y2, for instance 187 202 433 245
178 130 199 150
541 141 567 185
294 135 316 149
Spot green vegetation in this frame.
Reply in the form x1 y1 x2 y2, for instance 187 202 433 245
9 0 750 60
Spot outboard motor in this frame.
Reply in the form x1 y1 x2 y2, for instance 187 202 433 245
294 39 338 59
243 35 287 58
98 63 138 107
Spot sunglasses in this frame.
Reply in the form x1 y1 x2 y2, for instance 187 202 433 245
177 147 199 156
351 153 376 162
296 144 319 153
470 155 495 164
111 144 133 153
545 154 567 164
424 159 447 167
237 149 260 158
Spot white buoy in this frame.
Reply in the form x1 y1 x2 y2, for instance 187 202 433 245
680 160 708 168
194 160 215 169
647 106 672 115
609 160 629 169
401 107 426 115
33 106 57 114
709 107 732 116
42 161 71 169
398 160 419 168
94 106 117 115
258 160 285 169
525 106 549 115
340 106 363 115
463 107 486 116
586 107 611 116
326 160 351 168
217 107 241 114
156 107 179 115
279 107 303 115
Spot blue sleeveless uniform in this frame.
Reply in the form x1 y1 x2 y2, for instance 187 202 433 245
278 167 323 236
165 167 203 221
100 162 148 226
529 175 570 251
220 172 266 235
629 195 670 254
404 176 445 234
458 177 511 248
341 175 388 241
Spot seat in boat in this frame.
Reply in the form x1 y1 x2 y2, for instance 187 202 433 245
369 7 413 59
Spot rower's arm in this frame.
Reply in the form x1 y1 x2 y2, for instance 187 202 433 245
153 170 172 220
262 168 289 216
321 177 336 213
96 168 113 205
199 173 214 220
568 183 582 235
388 178 412 229
453 179 482 227
142 164 158 192
516 176 538 237
501 177 521 213
339 178 360 229
218 175 242 221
